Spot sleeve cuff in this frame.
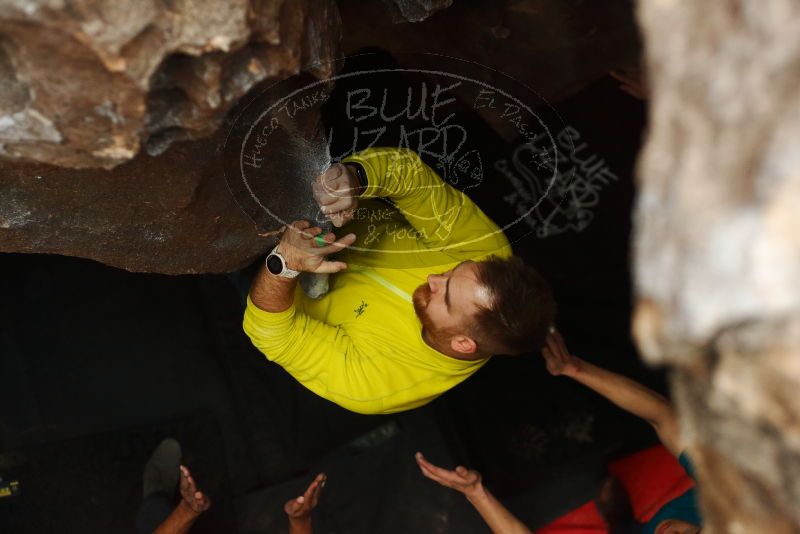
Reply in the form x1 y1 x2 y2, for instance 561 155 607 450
245 295 296 324
342 153 381 199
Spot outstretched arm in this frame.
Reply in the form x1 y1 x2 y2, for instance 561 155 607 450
245 221 384 413
249 220 355 313
285 473 326 534
153 465 211 534
542 330 681 456
415 453 531 534
342 148 510 258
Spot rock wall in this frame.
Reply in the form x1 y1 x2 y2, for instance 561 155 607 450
0 0 340 273
0 0 642 273
0 129 269 274
341 0 641 114
379 0 454 23
0 0 340 169
633 1 800 531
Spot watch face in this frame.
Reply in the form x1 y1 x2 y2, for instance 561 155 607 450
266 253 284 275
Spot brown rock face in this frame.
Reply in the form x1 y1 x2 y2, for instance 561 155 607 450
379 0 454 23
634 0 800 531
0 0 341 169
341 0 641 109
0 0 341 273
1 0 644 274
0 130 270 274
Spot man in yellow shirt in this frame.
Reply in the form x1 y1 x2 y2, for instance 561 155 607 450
243 148 555 414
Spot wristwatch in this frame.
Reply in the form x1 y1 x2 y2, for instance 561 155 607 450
344 161 368 194
265 246 300 279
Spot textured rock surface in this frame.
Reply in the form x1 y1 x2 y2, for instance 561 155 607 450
633 0 800 531
380 0 454 23
341 0 641 115
0 0 340 169
1 0 641 273
0 130 272 274
0 0 341 272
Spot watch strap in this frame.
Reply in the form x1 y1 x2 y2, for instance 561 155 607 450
266 246 301 279
345 161 368 195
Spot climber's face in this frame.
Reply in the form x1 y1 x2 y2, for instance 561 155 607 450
412 260 489 356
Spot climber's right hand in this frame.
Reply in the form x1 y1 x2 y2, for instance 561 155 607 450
279 220 356 274
312 163 361 228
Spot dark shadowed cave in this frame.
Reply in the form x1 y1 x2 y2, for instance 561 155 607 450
1 68 654 531
4 1 800 533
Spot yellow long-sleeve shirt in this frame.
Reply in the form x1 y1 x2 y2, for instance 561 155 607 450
243 148 512 414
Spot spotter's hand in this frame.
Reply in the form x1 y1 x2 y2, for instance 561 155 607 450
312 163 360 228
279 220 356 274
284 473 326 520
542 329 581 377
179 465 211 514
415 452 484 499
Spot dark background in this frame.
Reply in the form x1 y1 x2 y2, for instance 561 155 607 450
0 52 659 534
